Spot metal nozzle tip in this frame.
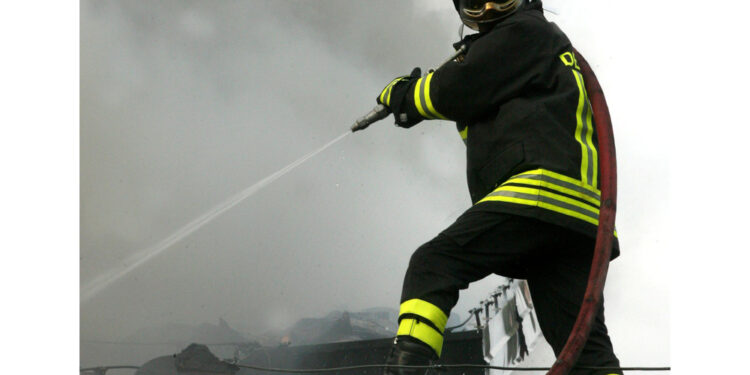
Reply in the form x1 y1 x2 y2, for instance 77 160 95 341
350 122 367 132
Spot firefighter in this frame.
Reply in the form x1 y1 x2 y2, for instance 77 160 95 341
377 1 622 375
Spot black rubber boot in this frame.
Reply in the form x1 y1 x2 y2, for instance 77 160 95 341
383 336 438 375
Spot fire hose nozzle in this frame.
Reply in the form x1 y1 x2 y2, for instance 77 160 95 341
350 104 390 132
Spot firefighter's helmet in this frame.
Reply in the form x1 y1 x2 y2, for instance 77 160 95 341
452 0 524 31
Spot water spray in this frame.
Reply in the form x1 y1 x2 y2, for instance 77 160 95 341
81 131 351 303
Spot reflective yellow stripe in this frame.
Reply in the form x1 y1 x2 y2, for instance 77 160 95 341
379 80 393 104
477 169 618 237
511 168 600 195
491 185 599 215
459 126 468 141
423 73 447 120
539 169 600 195
508 177 600 206
573 71 590 185
379 77 402 106
397 318 444 357
583 86 598 187
399 299 448 333
480 194 600 226
478 169 599 222
572 71 598 188
413 77 431 119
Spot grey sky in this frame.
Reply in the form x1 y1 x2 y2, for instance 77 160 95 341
81 0 669 368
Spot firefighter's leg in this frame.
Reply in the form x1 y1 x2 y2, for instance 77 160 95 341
385 212 539 375
384 234 495 375
526 233 622 375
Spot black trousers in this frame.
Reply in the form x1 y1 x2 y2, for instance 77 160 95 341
400 210 621 375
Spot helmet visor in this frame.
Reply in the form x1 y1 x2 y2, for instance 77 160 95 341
458 0 521 29
459 0 494 13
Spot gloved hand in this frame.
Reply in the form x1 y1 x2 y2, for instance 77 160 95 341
377 67 421 108
376 67 422 128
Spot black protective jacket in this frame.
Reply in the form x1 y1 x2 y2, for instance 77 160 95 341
393 1 619 252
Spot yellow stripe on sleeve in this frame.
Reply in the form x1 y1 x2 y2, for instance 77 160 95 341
423 73 447 120
413 77 431 118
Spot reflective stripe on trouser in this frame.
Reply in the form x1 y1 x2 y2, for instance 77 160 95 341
397 299 448 357
476 168 617 238
413 72 447 120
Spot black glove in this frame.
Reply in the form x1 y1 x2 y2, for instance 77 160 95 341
376 67 422 128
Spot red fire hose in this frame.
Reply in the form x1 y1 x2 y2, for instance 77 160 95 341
546 50 618 375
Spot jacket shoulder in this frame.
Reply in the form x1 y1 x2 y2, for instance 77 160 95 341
488 10 569 46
